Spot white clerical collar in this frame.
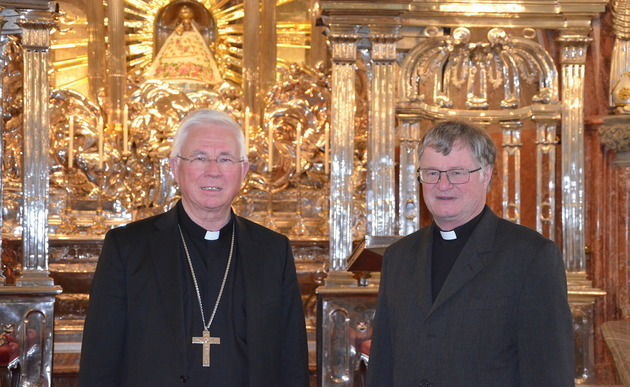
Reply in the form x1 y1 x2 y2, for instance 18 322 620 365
440 230 457 240
204 230 220 240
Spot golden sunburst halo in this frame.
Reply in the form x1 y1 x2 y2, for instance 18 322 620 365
51 0 311 94
126 0 244 85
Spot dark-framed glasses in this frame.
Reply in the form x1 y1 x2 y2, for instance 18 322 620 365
178 155 244 170
417 167 482 184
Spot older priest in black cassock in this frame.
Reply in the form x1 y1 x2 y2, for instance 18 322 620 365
79 109 309 386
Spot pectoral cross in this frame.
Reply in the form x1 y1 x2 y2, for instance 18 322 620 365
192 330 220 367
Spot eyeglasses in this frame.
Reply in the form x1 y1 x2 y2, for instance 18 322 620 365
417 167 482 184
177 155 244 170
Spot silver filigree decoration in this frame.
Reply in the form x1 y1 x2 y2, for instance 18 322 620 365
403 27 558 111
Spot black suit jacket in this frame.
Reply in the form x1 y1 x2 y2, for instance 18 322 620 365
79 206 309 386
367 209 574 386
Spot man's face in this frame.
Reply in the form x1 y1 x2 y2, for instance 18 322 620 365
419 140 492 230
171 124 249 222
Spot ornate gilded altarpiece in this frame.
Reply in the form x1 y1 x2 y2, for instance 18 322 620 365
2 0 629 385
0 0 333 384
14 0 331 304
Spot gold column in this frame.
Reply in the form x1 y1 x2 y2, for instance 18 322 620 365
243 0 259 117
558 29 591 272
243 0 277 122
259 0 277 100
107 0 126 124
87 0 106 101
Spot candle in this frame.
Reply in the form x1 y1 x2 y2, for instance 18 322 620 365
68 115 74 168
123 105 129 153
268 122 273 171
98 117 104 170
324 122 329 175
244 107 250 154
296 124 301 175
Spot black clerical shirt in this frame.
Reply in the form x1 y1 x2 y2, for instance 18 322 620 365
431 206 486 302
177 201 248 386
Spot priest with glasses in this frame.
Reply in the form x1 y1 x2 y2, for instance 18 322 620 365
367 120 574 386
79 109 309 386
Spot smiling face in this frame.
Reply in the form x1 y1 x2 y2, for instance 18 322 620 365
419 140 493 231
171 123 249 229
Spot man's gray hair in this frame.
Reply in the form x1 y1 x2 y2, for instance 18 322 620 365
170 108 248 161
418 120 497 168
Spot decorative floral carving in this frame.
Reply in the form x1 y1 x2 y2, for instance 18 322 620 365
599 120 630 153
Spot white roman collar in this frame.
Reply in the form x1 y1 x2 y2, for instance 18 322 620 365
204 230 220 241
440 230 457 240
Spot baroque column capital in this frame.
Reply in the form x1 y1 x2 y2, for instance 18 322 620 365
15 9 55 48
368 25 400 62
600 115 630 154
327 25 359 63
558 29 592 65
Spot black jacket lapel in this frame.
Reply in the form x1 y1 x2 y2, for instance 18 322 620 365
151 207 188 370
413 227 434 318
234 216 265 309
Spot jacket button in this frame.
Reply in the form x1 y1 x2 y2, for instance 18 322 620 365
419 380 430 387
180 375 188 383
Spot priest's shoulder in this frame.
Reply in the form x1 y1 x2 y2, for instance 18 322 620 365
385 227 429 254
494 216 557 247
